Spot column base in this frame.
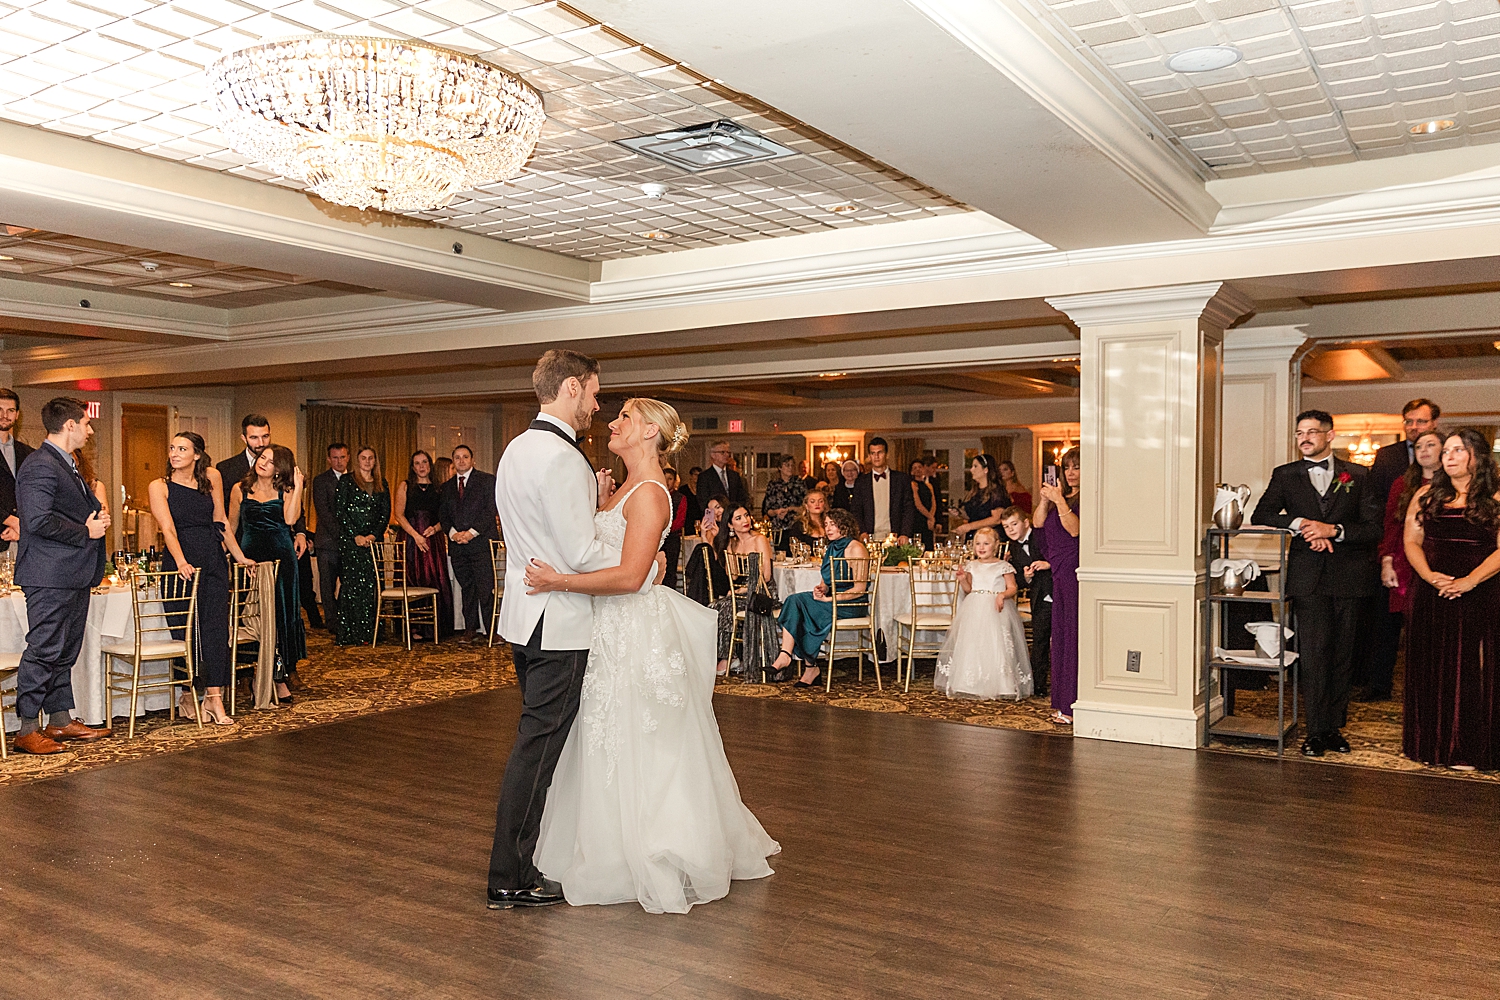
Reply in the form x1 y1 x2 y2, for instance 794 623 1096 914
1071 699 1205 749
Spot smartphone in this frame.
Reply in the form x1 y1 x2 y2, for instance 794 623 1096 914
700 508 717 532
1044 466 1059 488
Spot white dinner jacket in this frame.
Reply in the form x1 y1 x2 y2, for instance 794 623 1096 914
495 415 622 650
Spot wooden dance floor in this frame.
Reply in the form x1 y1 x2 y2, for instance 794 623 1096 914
1 690 1495 999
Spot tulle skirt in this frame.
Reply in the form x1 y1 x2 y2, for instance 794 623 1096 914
934 593 1033 701
535 585 780 913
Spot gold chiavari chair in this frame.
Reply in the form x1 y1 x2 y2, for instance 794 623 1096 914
0 651 20 759
372 541 439 650
723 551 752 676
228 560 278 715
895 566 960 693
488 539 505 647
102 569 201 738
825 555 881 692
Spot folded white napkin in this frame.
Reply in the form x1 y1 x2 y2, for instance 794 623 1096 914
1245 621 1294 658
1210 557 1261 581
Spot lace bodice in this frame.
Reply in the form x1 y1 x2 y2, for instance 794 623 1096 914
594 480 672 550
965 560 1015 594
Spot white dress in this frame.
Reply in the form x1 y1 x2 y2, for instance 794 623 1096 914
933 560 1033 701
534 481 780 913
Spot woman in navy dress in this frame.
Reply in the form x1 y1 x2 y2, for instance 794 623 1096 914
1034 448 1080 725
767 507 871 687
150 431 255 725
231 444 306 704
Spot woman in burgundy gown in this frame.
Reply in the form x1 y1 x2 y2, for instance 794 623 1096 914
1403 427 1500 770
1035 448 1081 725
394 451 454 639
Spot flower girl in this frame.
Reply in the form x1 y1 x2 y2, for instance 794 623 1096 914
934 527 1033 700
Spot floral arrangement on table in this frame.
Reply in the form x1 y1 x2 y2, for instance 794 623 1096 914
882 543 926 568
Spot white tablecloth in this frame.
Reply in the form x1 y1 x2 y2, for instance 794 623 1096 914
772 562 947 664
1 586 172 730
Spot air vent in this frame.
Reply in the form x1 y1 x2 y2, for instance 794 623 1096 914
902 409 934 425
691 417 719 431
615 120 798 173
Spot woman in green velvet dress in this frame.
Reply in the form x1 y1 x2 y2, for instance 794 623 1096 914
231 444 307 703
335 447 391 646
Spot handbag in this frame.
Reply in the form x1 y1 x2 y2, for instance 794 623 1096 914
747 589 778 616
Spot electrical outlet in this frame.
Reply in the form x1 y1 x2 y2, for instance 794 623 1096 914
1126 650 1142 673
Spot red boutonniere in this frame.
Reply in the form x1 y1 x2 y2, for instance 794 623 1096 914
1333 471 1354 494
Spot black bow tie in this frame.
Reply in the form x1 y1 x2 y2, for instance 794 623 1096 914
1303 459 1332 471
873 473 886 481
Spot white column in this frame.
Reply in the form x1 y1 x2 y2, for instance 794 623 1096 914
1045 282 1253 748
1222 326 1308 506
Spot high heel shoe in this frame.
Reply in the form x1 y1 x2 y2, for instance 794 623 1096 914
199 697 234 726
176 694 199 721
793 668 821 688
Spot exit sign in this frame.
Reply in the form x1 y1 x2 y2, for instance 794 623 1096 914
728 419 744 433
84 400 101 419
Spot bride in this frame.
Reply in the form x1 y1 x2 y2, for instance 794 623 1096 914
523 397 780 914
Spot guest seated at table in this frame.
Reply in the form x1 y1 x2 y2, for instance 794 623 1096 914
784 490 829 549
767 508 869 687
685 497 729 605
950 454 1011 539
151 431 255 725
711 504 778 678
831 460 859 511
934 527 1032 701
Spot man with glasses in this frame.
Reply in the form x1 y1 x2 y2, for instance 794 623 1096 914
696 440 749 508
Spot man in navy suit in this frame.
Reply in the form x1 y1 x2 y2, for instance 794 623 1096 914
1251 409 1384 758
439 444 500 642
10 397 113 755
0 387 35 553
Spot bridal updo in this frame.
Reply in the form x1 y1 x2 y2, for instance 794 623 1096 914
627 397 688 456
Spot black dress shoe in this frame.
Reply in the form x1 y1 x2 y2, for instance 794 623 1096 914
1300 735 1325 757
486 885 565 910
1325 731 1351 754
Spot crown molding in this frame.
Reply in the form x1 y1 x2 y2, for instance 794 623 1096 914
1046 282 1253 329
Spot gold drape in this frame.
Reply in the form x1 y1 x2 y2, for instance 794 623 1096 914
304 404 416 531
980 435 1012 465
888 437 924 475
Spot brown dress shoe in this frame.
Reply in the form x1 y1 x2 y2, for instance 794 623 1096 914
42 719 112 742
12 730 67 755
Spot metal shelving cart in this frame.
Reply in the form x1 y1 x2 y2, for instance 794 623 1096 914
1202 527 1298 755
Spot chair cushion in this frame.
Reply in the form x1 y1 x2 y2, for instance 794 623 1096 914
381 587 439 598
0 651 22 670
833 617 872 628
894 613 953 628
101 639 187 658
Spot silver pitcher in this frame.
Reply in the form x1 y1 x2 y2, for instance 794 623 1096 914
1213 483 1252 531
1219 563 1249 596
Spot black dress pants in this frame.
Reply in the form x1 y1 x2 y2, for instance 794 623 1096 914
1293 595 1361 737
1365 607 1403 698
661 530 682 591
297 548 321 628
450 540 494 634
1028 594 1052 696
488 616 588 891
17 586 91 723
315 545 340 629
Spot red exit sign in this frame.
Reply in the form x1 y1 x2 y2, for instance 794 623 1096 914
728 419 744 433
85 400 101 419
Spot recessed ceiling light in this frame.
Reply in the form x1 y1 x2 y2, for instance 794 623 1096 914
828 203 859 214
641 230 670 241
168 281 193 287
1409 119 1456 135
818 371 846 378
0 255 12 261
1165 45 1242 74
140 260 159 271
640 182 668 199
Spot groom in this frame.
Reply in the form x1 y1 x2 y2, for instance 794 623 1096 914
487 349 647 909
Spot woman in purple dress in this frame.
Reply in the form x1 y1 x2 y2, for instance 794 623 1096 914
1034 448 1081 725
1402 427 1500 771
394 450 454 640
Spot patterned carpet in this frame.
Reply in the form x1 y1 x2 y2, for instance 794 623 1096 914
4 634 1493 786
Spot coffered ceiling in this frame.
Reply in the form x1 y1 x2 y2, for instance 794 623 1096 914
1041 0 1500 175
0 0 963 260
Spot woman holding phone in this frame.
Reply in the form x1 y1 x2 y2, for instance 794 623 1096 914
1034 448 1081 725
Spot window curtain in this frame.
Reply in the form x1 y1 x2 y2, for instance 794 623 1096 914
980 435 1013 465
304 404 417 531
888 437 925 476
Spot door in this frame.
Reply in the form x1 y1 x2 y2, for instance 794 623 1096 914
120 404 169 510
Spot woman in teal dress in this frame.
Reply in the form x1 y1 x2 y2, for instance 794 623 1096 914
230 444 306 703
767 507 871 687
335 447 392 646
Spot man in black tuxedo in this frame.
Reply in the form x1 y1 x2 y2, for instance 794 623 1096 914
850 437 916 542
696 440 749 507
439 444 499 642
219 413 319 629
10 398 113 755
310 442 349 630
1002 506 1051 696
0 388 35 553
1363 398 1440 700
1251 409 1384 757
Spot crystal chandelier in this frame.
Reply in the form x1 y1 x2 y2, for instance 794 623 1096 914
207 36 545 212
